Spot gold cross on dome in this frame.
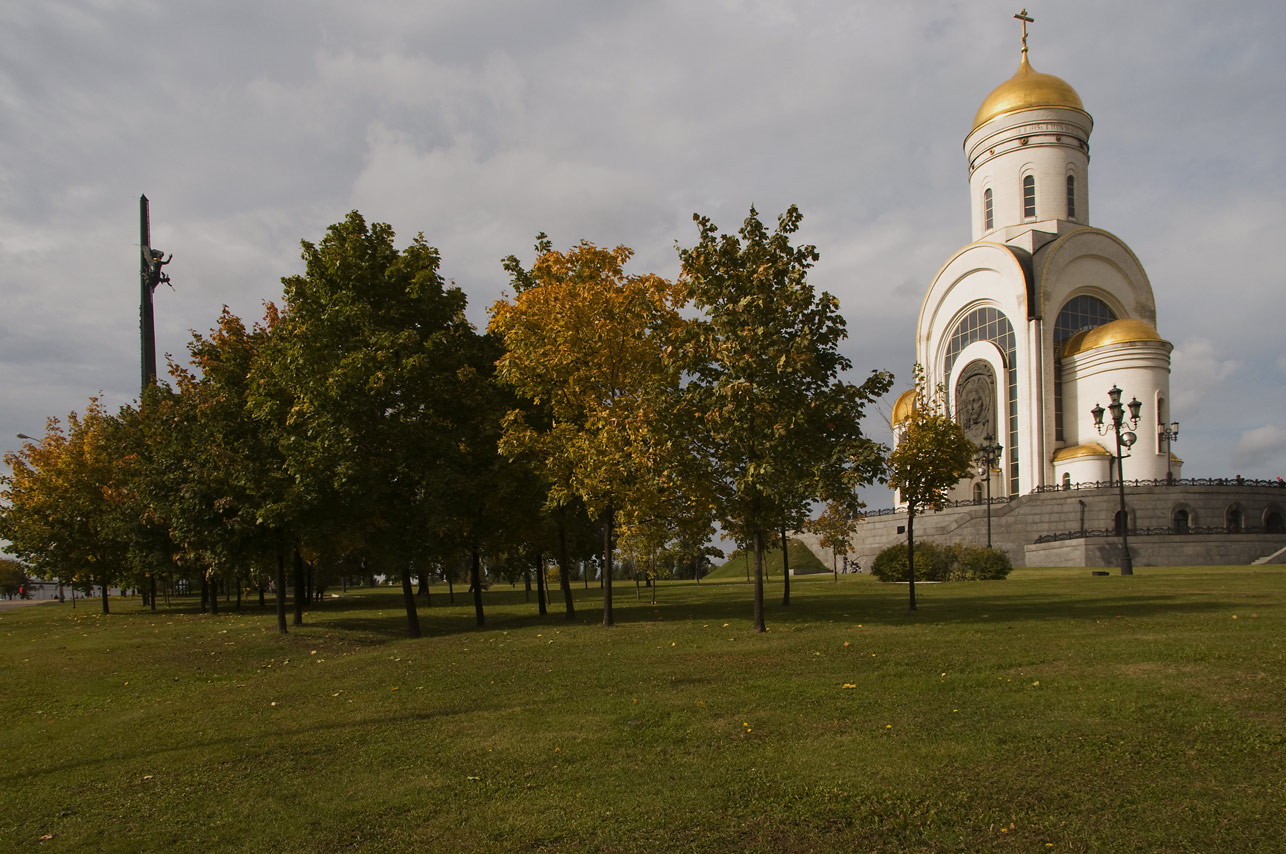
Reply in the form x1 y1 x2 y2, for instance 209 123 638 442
1014 9 1034 55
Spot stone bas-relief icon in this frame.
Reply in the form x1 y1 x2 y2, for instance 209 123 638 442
955 361 996 444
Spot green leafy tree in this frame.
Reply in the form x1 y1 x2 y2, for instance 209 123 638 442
677 205 892 631
251 212 479 638
0 557 29 599
491 238 687 627
433 329 523 628
138 307 294 628
887 366 976 611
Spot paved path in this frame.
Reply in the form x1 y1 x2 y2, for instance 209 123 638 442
0 599 52 611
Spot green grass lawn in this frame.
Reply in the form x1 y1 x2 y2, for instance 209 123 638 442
2 568 1282 852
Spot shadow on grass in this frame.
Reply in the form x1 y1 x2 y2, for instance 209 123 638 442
0 707 487 786
96 576 1251 644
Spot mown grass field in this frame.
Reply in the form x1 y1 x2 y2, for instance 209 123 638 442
2 567 1282 852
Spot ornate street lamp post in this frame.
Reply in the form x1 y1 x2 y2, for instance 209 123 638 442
975 434 1003 548
1092 385 1141 576
1159 421 1180 484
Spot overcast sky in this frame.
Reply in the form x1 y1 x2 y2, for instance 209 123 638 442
3 0 1284 511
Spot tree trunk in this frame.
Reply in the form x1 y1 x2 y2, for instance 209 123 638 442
399 565 422 638
524 567 532 602
292 548 305 626
557 517 576 620
100 572 110 615
200 576 208 613
907 505 917 612
832 550 838 582
470 547 485 627
648 550 658 604
418 571 429 598
781 527 791 606
275 542 288 634
447 573 454 605
752 524 766 633
235 579 242 610
209 575 219 615
602 499 615 627
535 553 547 616
259 583 266 609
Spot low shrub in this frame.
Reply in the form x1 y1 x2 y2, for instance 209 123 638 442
956 546 1013 580
871 542 1012 582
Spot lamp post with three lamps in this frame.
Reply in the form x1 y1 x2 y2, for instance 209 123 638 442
975 434 1003 549
1091 386 1141 576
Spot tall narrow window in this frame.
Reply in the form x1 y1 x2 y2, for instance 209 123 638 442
1023 175 1036 218
1066 175 1076 218
983 188 994 231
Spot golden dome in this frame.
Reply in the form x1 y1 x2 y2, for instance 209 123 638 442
1062 318 1164 357
1052 443 1111 462
891 389 916 425
972 53 1085 132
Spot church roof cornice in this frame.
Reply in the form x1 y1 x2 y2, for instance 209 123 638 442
918 240 1036 335
1036 226 1155 322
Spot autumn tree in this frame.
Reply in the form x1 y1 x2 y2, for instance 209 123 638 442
492 238 688 627
886 366 976 611
806 500 858 581
677 205 892 631
0 401 136 613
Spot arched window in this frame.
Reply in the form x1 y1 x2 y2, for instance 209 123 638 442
1114 509 1128 536
1173 508 1190 534
983 188 994 231
945 307 1019 494
973 482 984 504
1066 174 1076 219
1266 509 1284 534
1061 472 1071 490
1023 175 1036 218
1226 506 1244 533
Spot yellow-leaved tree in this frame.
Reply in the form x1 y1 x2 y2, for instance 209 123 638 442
491 238 690 627
887 365 977 611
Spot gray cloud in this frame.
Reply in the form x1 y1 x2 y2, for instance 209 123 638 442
3 0 1284 501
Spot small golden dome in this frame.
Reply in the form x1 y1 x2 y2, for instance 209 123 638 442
1052 443 1111 461
1062 318 1164 357
972 53 1085 132
891 389 916 425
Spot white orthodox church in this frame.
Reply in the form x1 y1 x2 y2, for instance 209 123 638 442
891 28 1179 499
807 17 1286 570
